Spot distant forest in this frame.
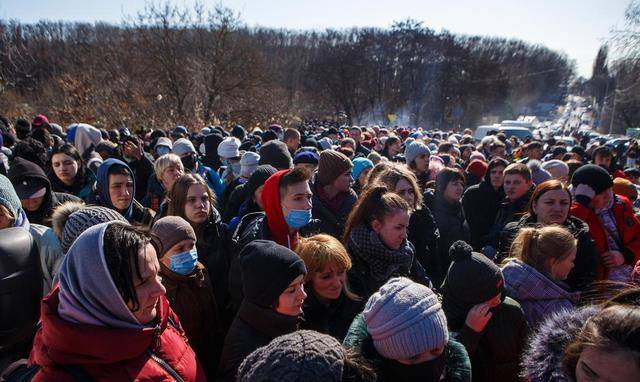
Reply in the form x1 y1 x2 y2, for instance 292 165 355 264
0 2 575 130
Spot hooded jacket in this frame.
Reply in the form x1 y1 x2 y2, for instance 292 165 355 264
502 259 579 329
462 166 506 250
311 180 358 239
48 167 95 201
8 157 80 226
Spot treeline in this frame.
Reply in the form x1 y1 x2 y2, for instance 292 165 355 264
0 2 573 130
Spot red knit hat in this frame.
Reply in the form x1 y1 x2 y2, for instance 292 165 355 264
466 159 488 180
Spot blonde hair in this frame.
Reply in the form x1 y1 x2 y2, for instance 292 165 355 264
295 234 359 300
508 225 576 274
154 153 184 181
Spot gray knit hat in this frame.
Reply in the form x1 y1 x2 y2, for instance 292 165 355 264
0 174 23 222
259 140 293 170
363 277 449 360
404 141 431 165
237 330 345 382
150 216 197 257
172 138 196 157
57 204 128 253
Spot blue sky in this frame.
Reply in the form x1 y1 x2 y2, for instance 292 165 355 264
1 0 632 77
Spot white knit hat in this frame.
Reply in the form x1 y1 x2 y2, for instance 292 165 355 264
172 138 196 157
240 151 260 178
217 137 241 159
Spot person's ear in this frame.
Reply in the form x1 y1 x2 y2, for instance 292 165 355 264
371 218 382 234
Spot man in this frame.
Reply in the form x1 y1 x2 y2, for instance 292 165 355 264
519 141 544 163
592 146 625 179
485 163 534 257
488 140 507 160
93 158 154 227
228 167 318 312
349 126 371 156
283 128 301 156
311 150 357 238
463 158 508 251
8 157 80 227
172 138 224 199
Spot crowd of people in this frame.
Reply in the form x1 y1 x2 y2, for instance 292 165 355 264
0 114 639 381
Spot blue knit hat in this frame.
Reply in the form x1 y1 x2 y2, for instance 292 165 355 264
363 277 449 360
352 157 374 180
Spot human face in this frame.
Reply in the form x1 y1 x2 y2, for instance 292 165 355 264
253 185 265 210
490 146 506 159
349 129 362 143
332 169 352 192
129 243 166 325
529 147 544 160
489 166 505 190
461 147 472 161
0 206 13 229
51 153 79 185
294 163 318 174
548 247 576 281
184 184 210 224
575 347 640 382
503 174 531 201
160 238 196 267
413 153 430 173
396 346 445 365
108 173 134 211
394 179 416 209
443 179 464 203
590 189 613 210
594 154 611 169
281 181 313 219
286 136 300 152
275 274 307 317
160 165 183 191
533 189 571 225
390 142 402 156
21 196 45 212
357 168 372 187
310 262 346 302
371 209 410 250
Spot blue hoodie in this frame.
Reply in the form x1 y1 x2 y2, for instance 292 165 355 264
96 158 135 220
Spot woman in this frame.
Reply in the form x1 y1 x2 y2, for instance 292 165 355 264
48 144 95 201
145 153 184 212
352 157 374 195
217 239 307 381
296 234 363 341
150 216 223 378
404 140 431 192
502 226 580 328
425 168 471 287
344 277 471 382
28 222 205 381
373 165 440 284
343 185 431 301
166 173 229 319
498 179 597 293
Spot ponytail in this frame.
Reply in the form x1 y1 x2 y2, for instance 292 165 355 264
507 225 576 274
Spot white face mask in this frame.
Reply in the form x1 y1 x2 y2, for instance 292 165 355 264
199 143 206 156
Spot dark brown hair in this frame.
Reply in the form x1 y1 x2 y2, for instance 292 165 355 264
166 173 216 222
527 179 572 219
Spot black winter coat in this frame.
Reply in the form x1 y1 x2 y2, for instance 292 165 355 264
221 182 246 223
408 204 440 282
311 182 358 239
217 301 298 382
121 153 154 202
301 291 364 341
462 179 505 250
485 186 534 250
497 214 598 292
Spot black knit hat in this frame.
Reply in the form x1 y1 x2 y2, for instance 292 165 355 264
240 240 307 307
259 140 293 170
571 164 613 195
245 165 278 198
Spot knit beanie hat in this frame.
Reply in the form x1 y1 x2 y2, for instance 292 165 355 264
317 150 352 186
352 157 374 180
466 159 488 180
469 151 486 162
441 241 504 328
237 330 345 382
613 177 638 201
404 141 431 165
240 239 307 307
155 137 172 150
541 159 569 179
261 130 278 143
172 138 196 157
318 137 333 150
259 140 293 170
363 277 449 360
245 165 278 198
218 137 241 159
150 216 197 257
571 164 613 195
0 174 23 222
293 151 320 165
240 151 261 178
527 160 552 185
54 204 128 253
232 124 247 141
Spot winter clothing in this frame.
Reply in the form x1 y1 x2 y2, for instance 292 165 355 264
0 173 23 222
29 224 65 295
363 277 448 360
497 214 597 292
222 165 277 224
613 176 638 200
311 180 358 239
404 140 430 166
121 151 155 202
351 157 373 181
142 172 165 211
173 138 197 157
67 123 101 156
48 167 95 201
528 160 552 185
571 164 613 195
217 137 241 159
259 140 293 170
8 157 81 226
239 151 260 178
317 150 352 186
441 241 529 382
238 330 345 382
300 291 363 341
521 306 599 382
52 203 127 253
502 259 579 328
344 313 471 382
408 204 441 282
262 169 305 249
195 160 225 199
485 185 534 251
293 150 320 165
150 216 197 256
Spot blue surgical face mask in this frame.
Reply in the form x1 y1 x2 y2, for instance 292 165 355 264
230 162 242 177
284 208 312 229
169 248 198 275
156 146 171 157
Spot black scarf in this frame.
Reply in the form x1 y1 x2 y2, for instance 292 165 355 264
348 225 414 282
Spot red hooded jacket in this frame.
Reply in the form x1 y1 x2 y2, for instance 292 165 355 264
261 169 299 249
571 195 640 281
29 287 207 381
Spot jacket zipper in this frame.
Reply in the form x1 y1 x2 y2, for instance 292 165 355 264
146 349 185 382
